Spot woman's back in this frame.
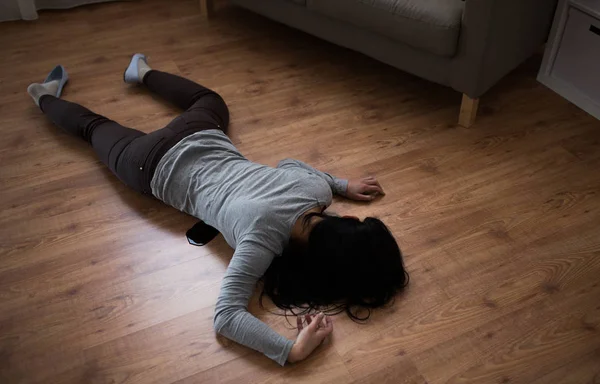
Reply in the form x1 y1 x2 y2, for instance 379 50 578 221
150 129 335 250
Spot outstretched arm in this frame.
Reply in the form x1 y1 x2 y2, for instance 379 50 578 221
277 159 385 201
213 238 332 365
213 239 293 365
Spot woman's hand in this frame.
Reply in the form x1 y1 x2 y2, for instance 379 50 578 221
346 177 385 201
288 313 333 363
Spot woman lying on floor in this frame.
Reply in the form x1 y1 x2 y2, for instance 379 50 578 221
27 54 409 365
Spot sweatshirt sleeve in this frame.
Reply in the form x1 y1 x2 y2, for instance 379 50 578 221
213 239 294 366
277 158 348 196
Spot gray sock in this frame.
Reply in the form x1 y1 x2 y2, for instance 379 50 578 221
27 80 60 106
138 59 152 81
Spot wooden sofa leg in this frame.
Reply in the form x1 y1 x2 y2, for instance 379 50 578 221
458 94 479 127
200 0 214 19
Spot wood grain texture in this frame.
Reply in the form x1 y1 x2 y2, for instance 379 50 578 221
1 1 600 383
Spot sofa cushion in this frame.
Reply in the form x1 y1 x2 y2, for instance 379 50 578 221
308 0 464 57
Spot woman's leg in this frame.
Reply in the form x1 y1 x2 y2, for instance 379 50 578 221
142 69 230 134
39 95 155 194
35 57 231 195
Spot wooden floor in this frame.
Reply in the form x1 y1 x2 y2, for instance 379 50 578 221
1 1 600 383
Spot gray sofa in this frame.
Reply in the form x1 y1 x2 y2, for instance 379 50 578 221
202 0 557 126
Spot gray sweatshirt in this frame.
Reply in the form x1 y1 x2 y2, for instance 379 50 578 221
150 129 348 365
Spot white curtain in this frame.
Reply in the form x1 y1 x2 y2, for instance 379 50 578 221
0 0 119 22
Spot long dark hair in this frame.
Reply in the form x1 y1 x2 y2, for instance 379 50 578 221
260 213 409 321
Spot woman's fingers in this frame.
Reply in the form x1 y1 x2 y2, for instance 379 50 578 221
363 185 383 194
363 177 378 185
297 316 304 332
316 315 334 337
372 180 385 195
308 313 326 331
322 316 333 334
348 177 386 202
363 177 385 195
305 314 313 325
355 193 375 201
353 184 382 201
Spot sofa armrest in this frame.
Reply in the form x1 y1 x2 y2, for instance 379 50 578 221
450 0 557 98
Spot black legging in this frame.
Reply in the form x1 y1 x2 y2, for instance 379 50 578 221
39 70 230 194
